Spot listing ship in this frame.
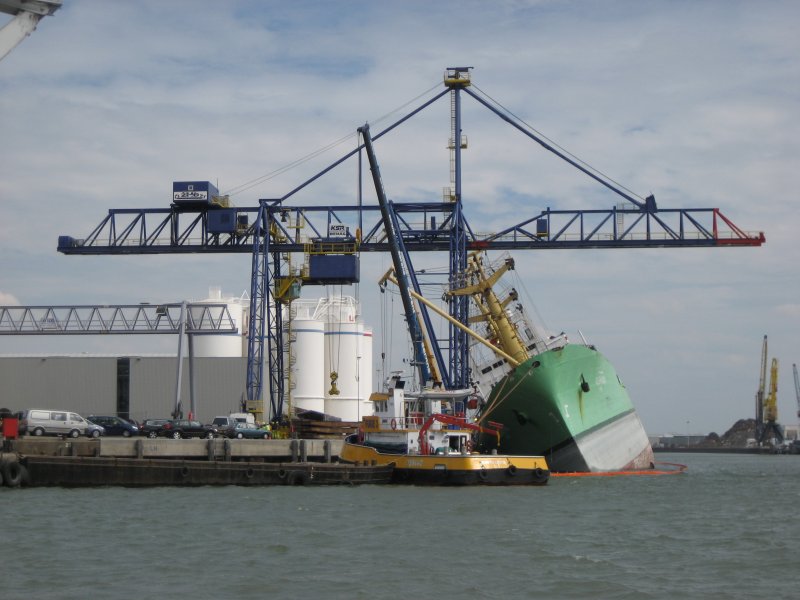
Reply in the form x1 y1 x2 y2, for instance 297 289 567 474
457 253 654 473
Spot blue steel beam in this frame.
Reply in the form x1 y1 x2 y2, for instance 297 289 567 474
58 203 764 255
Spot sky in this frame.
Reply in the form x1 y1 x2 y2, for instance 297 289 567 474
1 0 798 436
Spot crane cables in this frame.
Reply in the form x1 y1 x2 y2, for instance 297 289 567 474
469 83 648 206
222 81 443 199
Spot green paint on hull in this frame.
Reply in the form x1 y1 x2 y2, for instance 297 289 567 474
479 344 637 458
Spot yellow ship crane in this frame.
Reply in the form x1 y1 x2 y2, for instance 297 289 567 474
447 252 529 365
764 358 779 423
756 336 784 445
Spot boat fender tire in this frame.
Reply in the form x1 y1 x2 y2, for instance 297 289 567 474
2 460 24 488
533 468 546 483
506 464 517 476
180 466 190 478
390 418 397 430
245 467 255 479
277 468 288 480
0 470 3 487
478 467 489 482
286 471 307 486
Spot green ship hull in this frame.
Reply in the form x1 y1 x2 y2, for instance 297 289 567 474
477 343 654 472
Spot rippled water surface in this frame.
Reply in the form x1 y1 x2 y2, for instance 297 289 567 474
2 453 799 599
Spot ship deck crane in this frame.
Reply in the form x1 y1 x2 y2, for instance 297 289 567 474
55 67 766 421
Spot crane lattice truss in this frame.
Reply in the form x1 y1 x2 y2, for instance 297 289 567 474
0 303 237 335
56 68 765 419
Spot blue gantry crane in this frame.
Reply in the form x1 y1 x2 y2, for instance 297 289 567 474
56 68 765 421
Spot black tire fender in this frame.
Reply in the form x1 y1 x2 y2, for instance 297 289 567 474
2 460 24 488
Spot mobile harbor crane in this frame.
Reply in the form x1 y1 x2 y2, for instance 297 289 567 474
755 335 784 445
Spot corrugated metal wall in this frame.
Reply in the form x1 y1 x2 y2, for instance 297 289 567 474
0 357 117 414
132 357 247 420
0 356 247 422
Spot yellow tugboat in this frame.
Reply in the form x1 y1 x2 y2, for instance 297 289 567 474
340 374 550 486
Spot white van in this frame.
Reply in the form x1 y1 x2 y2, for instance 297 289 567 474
229 412 255 425
19 409 90 438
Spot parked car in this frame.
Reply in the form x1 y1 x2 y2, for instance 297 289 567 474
158 419 217 439
228 422 271 440
140 419 169 438
87 415 139 437
18 409 90 438
86 421 105 438
210 415 238 437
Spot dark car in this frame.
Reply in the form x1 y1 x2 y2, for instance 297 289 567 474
228 422 271 440
87 415 139 437
140 418 169 439
158 419 217 439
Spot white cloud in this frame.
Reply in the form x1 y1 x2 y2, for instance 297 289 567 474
0 291 20 305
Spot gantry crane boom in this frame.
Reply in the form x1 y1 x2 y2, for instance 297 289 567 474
55 68 766 418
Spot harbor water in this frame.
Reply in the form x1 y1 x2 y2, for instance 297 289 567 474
2 452 798 599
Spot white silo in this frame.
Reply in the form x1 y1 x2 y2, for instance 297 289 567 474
320 296 374 422
289 302 325 414
191 287 248 358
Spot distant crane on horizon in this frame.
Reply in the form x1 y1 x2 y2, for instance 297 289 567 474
756 335 784 445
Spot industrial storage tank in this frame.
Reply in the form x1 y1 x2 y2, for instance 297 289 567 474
290 304 325 414
191 287 248 358
288 296 373 422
